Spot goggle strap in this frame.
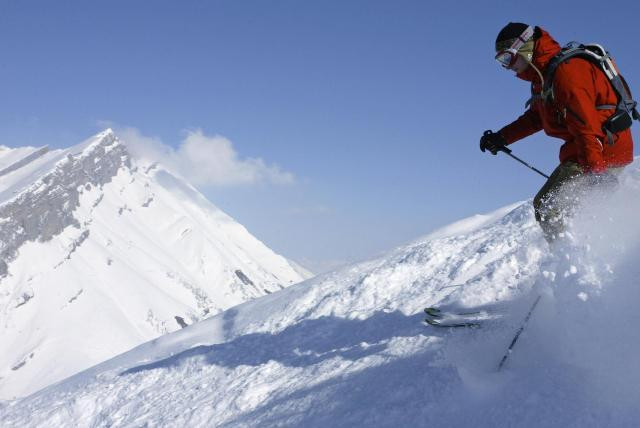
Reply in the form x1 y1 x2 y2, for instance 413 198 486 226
511 26 534 51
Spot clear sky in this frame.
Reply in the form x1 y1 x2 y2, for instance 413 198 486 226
1 0 639 272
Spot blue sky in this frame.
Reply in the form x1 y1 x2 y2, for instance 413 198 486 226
1 0 639 272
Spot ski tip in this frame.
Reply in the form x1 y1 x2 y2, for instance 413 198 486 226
424 317 439 326
424 307 442 318
424 318 480 329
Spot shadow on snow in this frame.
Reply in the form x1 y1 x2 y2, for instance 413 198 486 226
121 310 434 375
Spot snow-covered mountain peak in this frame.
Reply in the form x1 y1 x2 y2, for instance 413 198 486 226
0 130 310 400
0 130 128 277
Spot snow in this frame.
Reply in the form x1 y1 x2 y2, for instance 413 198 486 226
0 146 41 172
0 130 310 400
3 153 640 426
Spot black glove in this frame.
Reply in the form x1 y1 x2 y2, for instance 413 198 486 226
480 130 508 155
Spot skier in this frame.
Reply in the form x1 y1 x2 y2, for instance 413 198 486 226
480 23 635 242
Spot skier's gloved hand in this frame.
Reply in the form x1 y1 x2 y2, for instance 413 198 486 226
480 130 508 155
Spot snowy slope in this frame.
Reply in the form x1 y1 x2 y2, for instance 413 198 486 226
3 159 640 426
0 130 310 400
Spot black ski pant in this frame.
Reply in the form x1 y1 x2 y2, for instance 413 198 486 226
533 161 584 243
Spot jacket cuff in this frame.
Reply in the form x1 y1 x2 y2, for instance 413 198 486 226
497 128 514 145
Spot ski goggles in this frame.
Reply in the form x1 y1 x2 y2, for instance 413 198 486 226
495 25 535 68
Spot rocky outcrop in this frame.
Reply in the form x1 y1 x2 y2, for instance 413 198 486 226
0 132 130 277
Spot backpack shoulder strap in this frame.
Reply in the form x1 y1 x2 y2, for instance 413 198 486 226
544 42 639 119
542 43 599 102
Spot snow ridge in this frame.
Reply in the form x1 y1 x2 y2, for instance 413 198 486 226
0 146 49 179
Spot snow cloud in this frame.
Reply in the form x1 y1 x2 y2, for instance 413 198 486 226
116 126 295 187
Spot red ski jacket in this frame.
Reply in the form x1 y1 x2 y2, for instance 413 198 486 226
499 28 633 173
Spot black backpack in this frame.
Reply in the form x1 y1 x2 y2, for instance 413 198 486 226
542 42 639 144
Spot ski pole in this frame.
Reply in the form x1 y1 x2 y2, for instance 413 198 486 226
498 294 542 371
499 147 550 179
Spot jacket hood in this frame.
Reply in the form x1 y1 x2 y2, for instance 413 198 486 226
516 27 562 82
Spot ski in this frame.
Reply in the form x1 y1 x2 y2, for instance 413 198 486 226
424 307 485 319
424 317 480 328
423 306 502 328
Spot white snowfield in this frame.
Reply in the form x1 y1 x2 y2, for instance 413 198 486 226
0 130 310 400
3 155 640 427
